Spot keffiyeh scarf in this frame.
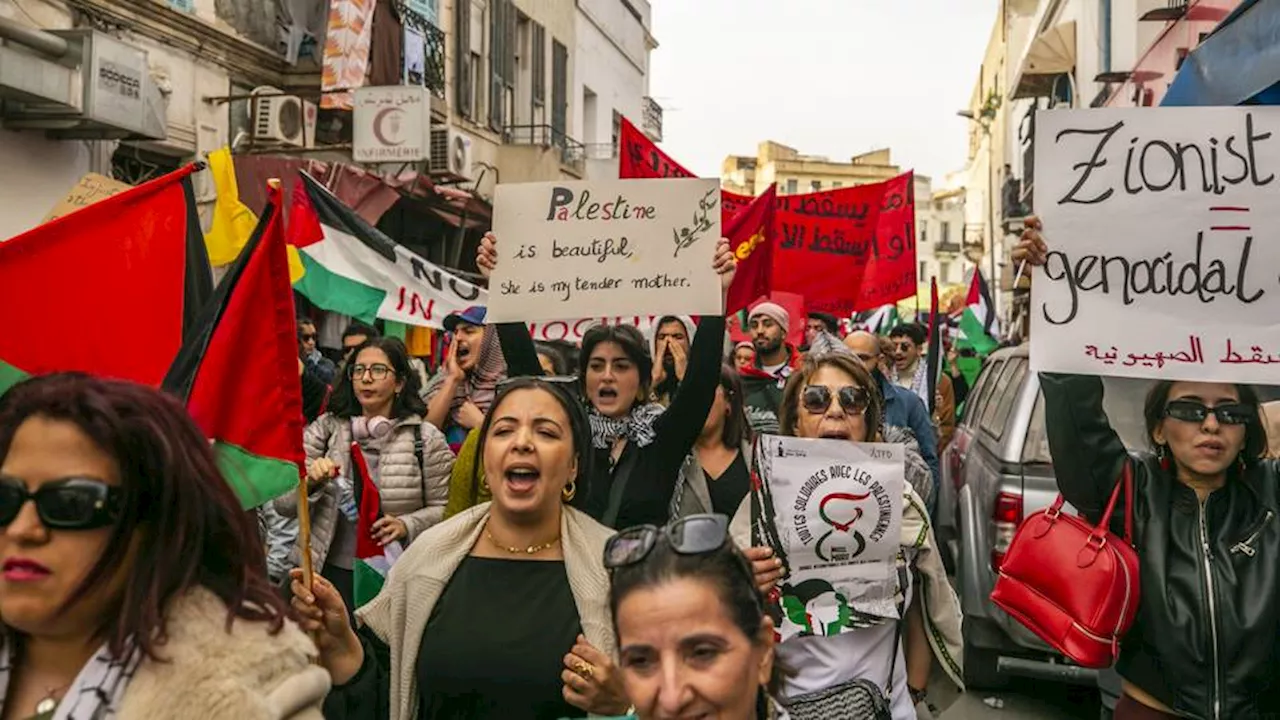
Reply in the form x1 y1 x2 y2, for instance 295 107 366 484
423 325 508 425
0 635 141 719
589 403 665 450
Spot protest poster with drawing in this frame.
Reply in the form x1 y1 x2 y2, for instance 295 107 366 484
487 178 723 323
752 435 904 643
1031 107 1280 383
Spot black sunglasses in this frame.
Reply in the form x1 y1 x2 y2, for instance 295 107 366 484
497 374 579 390
298 332 317 342
604 514 731 569
1164 400 1253 426
0 477 124 530
801 385 870 415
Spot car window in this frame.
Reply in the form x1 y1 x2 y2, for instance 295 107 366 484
1023 377 1155 464
980 358 1027 440
963 358 1004 429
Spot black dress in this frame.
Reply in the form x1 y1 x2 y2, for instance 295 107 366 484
497 316 726 529
323 557 586 720
706 452 751 516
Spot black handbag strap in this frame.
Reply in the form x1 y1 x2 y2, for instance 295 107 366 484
602 445 640 527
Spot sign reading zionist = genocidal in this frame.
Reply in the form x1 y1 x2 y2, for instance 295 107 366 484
1031 106 1280 384
486 178 723 323
753 435 903 642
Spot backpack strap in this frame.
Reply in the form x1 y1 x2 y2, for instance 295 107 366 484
414 424 427 508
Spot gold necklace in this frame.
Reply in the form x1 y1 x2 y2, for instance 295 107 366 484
485 528 560 555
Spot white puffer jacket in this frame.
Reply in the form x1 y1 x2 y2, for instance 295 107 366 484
274 413 453 571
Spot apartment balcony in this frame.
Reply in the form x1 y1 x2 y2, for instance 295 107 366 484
584 143 617 160
503 124 586 177
642 96 663 142
935 241 963 256
422 20 446 99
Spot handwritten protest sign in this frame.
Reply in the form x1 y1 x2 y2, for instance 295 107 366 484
43 174 132 222
1031 107 1280 383
753 435 904 641
488 179 723 323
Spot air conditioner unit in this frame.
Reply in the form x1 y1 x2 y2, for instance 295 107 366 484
251 87 306 148
429 125 473 178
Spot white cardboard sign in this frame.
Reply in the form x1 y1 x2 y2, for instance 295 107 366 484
755 435 903 640
487 178 723 323
1031 107 1280 382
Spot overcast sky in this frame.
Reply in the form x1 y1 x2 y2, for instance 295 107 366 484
648 0 1000 184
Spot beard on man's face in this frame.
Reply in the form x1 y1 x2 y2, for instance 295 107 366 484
753 333 783 356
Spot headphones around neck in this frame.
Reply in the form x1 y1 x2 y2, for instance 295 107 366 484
351 415 393 441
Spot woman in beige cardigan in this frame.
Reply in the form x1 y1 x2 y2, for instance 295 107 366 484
0 374 327 719
293 377 631 720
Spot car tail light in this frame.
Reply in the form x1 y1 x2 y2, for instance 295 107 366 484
991 492 1024 571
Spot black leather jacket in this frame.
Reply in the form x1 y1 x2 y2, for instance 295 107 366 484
1041 374 1280 720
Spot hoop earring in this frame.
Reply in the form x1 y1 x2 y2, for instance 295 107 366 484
562 478 577 503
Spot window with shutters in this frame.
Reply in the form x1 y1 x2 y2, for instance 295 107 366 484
551 39 567 144
531 22 546 113
489 0 516 133
455 0 472 119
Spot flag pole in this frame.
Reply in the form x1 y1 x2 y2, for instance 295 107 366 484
297 475 314 593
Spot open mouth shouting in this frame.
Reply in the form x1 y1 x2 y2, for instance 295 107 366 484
504 461 542 494
595 385 620 408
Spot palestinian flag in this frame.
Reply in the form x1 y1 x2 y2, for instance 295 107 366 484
351 441 402 608
290 172 487 329
956 269 999 354
0 165 210 395
853 305 900 335
163 189 304 509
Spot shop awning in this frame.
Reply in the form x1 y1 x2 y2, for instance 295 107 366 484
1163 0 1280 106
1010 21 1077 100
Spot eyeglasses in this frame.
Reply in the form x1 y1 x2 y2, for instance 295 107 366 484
0 477 123 530
349 363 393 381
604 514 731 570
801 385 869 415
1164 400 1253 426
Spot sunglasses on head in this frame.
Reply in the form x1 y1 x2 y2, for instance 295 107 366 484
604 514 731 569
801 385 869 415
0 477 123 530
1164 400 1253 426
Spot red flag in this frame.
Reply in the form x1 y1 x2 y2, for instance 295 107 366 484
0 165 209 393
619 117 695 179
163 187 304 508
725 184 778 314
770 172 917 315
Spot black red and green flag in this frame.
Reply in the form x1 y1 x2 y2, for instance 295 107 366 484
0 165 211 395
163 187 304 508
351 441 401 608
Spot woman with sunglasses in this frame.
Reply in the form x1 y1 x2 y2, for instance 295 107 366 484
275 337 453 614
292 377 631 720
606 514 787 719
1016 218 1280 720
670 365 754 520
477 233 737 530
0 374 329 718
733 352 963 720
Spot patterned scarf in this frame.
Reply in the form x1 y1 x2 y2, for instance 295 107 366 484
589 403 665 451
0 636 141 720
895 360 930 407
423 325 508 426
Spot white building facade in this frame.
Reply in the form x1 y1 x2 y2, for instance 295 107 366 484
573 0 660 179
0 0 290 240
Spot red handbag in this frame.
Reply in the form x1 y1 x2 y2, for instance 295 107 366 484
990 462 1140 668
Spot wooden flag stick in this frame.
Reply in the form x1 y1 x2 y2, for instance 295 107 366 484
297 474 314 593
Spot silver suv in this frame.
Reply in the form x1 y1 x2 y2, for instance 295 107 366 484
942 346 1150 711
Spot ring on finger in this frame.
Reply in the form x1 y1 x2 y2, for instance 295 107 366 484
573 660 594 680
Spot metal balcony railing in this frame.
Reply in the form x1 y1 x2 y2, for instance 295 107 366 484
584 142 617 160
504 124 586 174
422 21 446 99
935 241 963 255
642 96 663 142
